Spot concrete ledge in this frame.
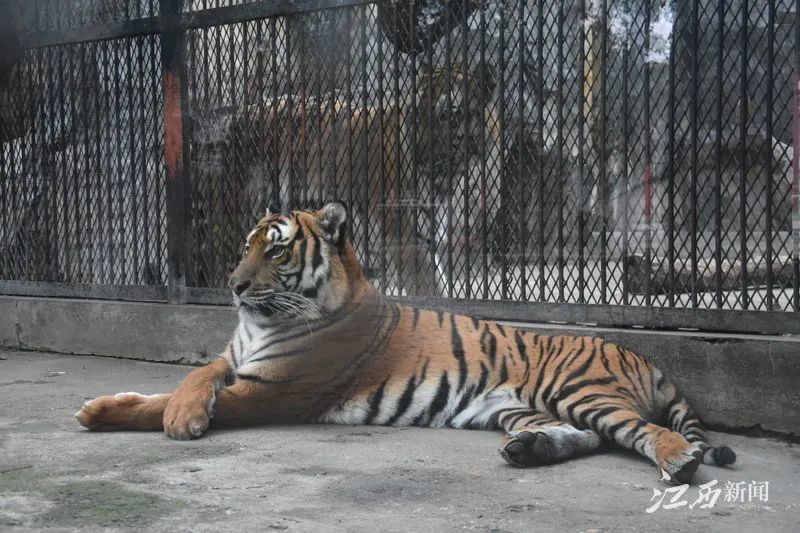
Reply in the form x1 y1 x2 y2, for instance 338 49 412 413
1 295 798 435
0 295 237 365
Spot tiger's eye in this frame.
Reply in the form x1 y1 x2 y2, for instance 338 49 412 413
266 245 285 259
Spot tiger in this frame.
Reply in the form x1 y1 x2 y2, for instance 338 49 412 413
75 202 736 484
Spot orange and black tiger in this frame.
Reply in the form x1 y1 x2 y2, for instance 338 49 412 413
75 202 735 484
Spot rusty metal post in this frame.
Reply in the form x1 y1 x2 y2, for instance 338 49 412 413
160 0 192 304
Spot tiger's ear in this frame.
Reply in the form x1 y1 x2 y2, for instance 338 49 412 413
265 200 282 217
315 201 347 244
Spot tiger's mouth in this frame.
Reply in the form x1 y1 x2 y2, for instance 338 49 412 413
234 288 276 315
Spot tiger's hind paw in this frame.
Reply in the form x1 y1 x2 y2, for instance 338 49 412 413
500 431 555 468
659 447 702 485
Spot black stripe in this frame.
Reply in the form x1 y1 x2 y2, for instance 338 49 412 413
412 307 421 329
450 314 468 391
471 316 480 329
606 417 645 439
514 330 528 363
474 363 490 396
364 379 388 425
246 348 307 364
496 324 506 337
538 340 582 404
529 337 561 401
436 310 445 328
554 376 617 411
480 326 497 367
495 357 509 388
504 410 532 429
564 392 610 423
445 385 476 427
581 405 621 428
385 375 418 425
421 373 451 425
237 373 300 385
310 233 323 269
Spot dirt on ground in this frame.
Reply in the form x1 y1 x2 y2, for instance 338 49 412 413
1 351 798 532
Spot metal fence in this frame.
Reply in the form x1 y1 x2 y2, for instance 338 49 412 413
1 0 799 335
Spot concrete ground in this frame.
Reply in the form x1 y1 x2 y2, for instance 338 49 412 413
1 351 798 532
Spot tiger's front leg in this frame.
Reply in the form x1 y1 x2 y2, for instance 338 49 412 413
75 357 233 440
162 357 233 440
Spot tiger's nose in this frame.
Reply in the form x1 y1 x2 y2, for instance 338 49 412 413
228 278 251 296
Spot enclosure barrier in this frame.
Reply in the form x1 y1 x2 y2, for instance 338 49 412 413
1 0 799 335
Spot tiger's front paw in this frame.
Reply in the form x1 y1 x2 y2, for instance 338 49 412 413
163 393 213 440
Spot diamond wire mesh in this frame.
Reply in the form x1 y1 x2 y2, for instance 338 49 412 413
0 34 166 286
1 0 798 318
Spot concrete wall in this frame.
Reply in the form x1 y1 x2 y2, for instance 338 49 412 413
1 295 798 436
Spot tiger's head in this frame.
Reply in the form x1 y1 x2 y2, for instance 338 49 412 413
228 202 365 319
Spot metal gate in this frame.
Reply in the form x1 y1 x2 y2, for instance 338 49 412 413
1 0 799 334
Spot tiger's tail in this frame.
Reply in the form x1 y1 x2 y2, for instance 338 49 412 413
652 367 737 467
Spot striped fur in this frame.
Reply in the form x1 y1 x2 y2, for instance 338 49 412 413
76 203 735 484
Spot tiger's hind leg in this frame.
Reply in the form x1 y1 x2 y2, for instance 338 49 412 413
579 404 704 484
659 383 737 468
497 408 601 468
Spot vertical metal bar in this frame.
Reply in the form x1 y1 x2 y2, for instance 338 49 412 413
578 0 587 304
556 0 565 302
479 5 489 300
140 37 151 284
102 42 114 284
621 1 630 307
715 0 724 309
666 1 676 307
690 0 699 307
270 18 280 208
409 7 422 294
329 16 339 202
286 20 296 208
793 0 800 312
534 0 543 302
345 9 355 246
765 0 775 310
58 46 68 281
160 0 192 303
360 6 371 278
298 18 308 207
393 7 404 294
444 18 454 298
524 0 534 302
95 44 107 282
426 24 436 294
71 45 82 282
114 41 126 284
377 13 387 293
599 0 608 305
131 37 141 284
738 0 749 309
498 6 508 300
461 4 471 300
643 2 652 306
